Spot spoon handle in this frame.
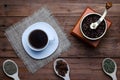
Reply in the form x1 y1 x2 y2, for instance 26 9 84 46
112 75 117 80
64 76 70 80
90 2 112 29
14 76 20 80
97 9 107 25
13 74 20 80
96 2 112 25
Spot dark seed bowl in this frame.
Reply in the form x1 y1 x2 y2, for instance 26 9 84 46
80 13 107 40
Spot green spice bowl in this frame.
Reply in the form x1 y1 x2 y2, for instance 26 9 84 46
102 58 117 80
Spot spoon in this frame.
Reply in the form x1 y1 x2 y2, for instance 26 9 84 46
3 59 20 80
54 58 70 80
90 2 112 29
102 58 117 80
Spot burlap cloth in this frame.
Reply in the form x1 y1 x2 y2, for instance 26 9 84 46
5 7 71 73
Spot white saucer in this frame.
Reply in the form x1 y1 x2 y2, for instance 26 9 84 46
22 22 59 59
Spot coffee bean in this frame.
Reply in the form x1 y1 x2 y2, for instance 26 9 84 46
81 14 106 39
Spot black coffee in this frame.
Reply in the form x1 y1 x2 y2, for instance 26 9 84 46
29 30 48 49
81 14 106 39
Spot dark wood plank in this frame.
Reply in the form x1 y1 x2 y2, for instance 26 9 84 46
0 16 119 30
0 0 120 5
0 3 119 16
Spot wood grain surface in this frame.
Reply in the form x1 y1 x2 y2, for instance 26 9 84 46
0 0 120 80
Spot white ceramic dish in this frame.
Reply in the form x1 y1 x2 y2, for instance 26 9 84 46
22 22 59 59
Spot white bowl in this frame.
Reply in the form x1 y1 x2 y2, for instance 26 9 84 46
80 13 107 40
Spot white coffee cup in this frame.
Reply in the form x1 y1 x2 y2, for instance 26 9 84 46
26 29 50 51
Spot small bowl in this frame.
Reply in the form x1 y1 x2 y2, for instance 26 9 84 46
80 13 107 40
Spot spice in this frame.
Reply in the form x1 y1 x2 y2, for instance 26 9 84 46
56 60 68 76
103 59 115 73
4 61 17 75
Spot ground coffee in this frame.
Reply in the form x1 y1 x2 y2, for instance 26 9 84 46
56 60 68 76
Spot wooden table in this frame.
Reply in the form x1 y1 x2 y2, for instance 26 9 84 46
0 0 120 80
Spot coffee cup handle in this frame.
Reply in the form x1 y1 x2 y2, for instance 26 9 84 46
49 35 54 41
